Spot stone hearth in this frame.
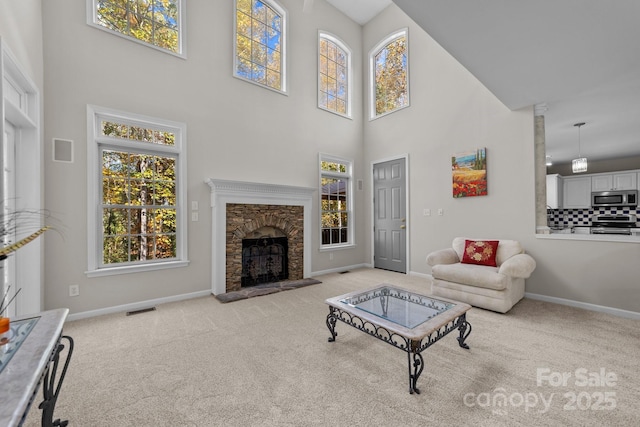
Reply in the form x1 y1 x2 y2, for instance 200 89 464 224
206 179 315 295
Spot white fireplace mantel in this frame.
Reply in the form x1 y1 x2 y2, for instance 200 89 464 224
205 179 316 295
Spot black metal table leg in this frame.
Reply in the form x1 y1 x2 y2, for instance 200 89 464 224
325 303 471 394
39 335 74 427
326 307 338 342
457 315 472 349
408 341 424 394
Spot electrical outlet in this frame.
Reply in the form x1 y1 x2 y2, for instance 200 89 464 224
329 253 334 260
438 208 444 216
423 209 431 216
69 285 79 297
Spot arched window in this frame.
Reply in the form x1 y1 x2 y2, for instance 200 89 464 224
318 32 352 118
369 28 409 119
234 0 287 93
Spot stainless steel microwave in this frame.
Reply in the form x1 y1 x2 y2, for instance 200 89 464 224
591 190 638 207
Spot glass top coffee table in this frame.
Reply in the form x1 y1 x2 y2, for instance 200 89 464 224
325 284 472 394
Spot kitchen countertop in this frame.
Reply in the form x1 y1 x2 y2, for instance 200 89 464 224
538 231 640 243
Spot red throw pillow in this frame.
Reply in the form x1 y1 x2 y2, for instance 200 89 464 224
461 239 499 267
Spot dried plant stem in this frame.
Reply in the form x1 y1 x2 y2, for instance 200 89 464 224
0 287 21 316
0 226 50 257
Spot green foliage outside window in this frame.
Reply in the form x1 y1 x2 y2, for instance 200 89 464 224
319 37 348 115
375 35 408 116
95 0 180 53
320 160 349 246
321 160 347 173
101 141 177 265
102 121 175 145
235 0 283 90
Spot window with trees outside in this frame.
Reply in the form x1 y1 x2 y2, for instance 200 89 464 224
234 0 287 93
320 155 353 248
370 28 409 119
87 106 188 277
318 32 351 117
88 0 184 56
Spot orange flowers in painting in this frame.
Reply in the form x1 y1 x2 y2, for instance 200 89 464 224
452 179 487 198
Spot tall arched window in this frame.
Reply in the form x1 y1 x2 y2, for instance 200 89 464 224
369 28 409 119
318 31 352 118
234 0 287 93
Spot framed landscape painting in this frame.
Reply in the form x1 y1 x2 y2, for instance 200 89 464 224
452 148 487 197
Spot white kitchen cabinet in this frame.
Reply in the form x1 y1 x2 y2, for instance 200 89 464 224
563 176 591 208
591 172 637 191
614 172 637 190
546 174 563 208
591 175 612 192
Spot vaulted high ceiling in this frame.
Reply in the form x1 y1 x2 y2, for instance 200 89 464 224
330 0 640 165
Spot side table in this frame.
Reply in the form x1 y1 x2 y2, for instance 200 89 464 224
0 308 74 427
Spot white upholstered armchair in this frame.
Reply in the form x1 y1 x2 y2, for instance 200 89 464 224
426 237 536 313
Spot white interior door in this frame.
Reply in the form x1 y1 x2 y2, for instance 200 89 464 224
2 121 17 317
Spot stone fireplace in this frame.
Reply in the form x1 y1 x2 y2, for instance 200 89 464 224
206 179 315 295
226 203 303 292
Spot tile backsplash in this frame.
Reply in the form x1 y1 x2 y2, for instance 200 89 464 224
547 207 640 228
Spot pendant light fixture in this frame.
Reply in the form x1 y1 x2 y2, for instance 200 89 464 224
572 122 587 173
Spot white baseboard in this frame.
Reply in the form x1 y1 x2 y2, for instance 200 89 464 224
66 264 372 322
310 263 371 277
403 271 639 320
66 274 638 322
409 271 432 280
66 290 212 322
525 292 640 320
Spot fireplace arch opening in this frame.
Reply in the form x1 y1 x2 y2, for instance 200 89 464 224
241 234 289 287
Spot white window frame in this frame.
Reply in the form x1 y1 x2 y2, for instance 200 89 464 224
369 28 410 120
318 31 352 119
86 0 187 58
86 105 188 277
319 153 354 250
233 0 288 94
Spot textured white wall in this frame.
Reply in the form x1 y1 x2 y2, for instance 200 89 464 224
363 5 640 314
0 0 43 86
11 0 639 316
41 0 365 314
363 5 535 274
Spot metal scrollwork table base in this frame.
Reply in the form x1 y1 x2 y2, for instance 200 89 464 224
325 285 472 394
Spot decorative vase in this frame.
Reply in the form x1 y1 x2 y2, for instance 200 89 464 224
0 317 9 344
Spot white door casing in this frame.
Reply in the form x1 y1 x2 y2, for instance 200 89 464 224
1 122 16 317
1 38 43 315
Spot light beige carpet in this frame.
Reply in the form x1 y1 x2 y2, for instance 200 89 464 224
25 268 640 426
